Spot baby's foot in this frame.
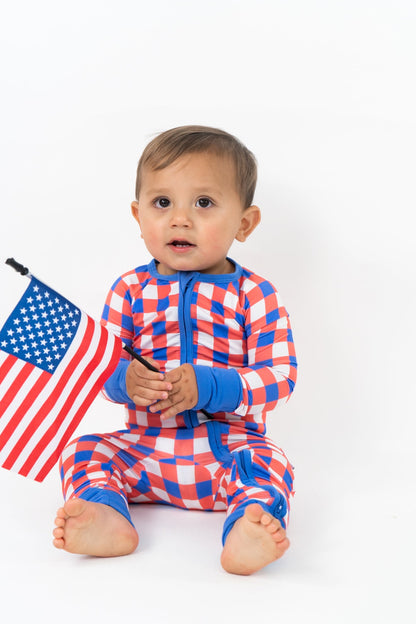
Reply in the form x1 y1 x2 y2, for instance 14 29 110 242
52 498 139 557
221 503 290 575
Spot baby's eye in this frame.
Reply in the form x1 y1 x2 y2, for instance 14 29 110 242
196 197 212 209
154 197 170 209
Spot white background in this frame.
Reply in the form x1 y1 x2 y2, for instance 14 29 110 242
0 1 415 622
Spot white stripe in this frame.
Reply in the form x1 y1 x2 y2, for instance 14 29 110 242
0 356 45 450
0 352 35 400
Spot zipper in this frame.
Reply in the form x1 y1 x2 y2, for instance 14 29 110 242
178 272 198 428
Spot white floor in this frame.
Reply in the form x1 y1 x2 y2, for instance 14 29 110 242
0 404 413 624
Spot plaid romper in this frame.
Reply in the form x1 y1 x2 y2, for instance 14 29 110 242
59 259 297 544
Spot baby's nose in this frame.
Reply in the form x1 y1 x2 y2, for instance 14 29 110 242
170 205 192 226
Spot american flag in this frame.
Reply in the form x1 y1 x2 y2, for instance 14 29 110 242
0 275 123 481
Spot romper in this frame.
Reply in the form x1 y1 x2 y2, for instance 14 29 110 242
59 259 297 544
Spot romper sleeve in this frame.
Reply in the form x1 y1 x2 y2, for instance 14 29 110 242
233 279 297 418
100 275 134 404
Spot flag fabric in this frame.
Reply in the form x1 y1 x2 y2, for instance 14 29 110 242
0 275 123 481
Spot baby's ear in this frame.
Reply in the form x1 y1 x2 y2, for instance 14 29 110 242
235 205 261 242
131 201 140 224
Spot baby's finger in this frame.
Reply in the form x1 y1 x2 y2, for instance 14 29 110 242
159 399 188 420
132 387 170 406
148 389 182 413
131 359 164 381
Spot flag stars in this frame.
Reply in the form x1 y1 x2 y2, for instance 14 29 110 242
0 280 81 372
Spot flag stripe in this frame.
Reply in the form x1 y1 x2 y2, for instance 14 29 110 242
0 361 49 452
20 322 118 479
0 351 19 387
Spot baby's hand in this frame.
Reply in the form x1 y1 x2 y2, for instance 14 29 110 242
149 363 198 420
126 358 172 407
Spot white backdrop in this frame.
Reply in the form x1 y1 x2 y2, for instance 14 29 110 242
0 1 415 623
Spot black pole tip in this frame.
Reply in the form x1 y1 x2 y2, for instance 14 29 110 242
5 258 29 276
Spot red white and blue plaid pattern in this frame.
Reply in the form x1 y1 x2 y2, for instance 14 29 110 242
101 260 297 433
60 421 294 543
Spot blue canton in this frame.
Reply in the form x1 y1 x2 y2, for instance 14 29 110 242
0 277 81 373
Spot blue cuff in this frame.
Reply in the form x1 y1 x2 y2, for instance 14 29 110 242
193 365 242 413
103 358 131 404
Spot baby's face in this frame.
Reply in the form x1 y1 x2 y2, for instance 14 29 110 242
132 151 258 275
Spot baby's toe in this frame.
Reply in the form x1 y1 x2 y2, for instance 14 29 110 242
260 513 273 527
54 517 65 527
53 527 64 539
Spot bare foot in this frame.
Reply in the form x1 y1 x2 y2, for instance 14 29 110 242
220 503 290 575
52 498 139 557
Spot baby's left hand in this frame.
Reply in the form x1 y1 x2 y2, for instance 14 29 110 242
149 363 198 420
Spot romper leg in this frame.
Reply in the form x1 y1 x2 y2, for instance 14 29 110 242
221 436 294 546
59 432 135 525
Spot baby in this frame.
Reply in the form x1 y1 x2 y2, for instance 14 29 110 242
53 125 297 575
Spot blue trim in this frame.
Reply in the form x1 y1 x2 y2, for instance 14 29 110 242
222 499 286 546
76 487 134 527
103 359 130 404
147 258 243 284
193 365 242 413
206 421 233 464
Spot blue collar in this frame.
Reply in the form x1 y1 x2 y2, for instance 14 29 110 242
147 258 243 284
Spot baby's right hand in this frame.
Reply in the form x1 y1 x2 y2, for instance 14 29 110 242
125 358 173 407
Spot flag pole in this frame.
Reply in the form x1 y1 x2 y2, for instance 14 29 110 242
5 258 31 278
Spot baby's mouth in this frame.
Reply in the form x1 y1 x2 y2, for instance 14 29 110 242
168 239 196 248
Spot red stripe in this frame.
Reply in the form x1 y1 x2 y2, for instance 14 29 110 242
19 325 119 478
0 361 50 451
1 316 96 470
34 333 122 481
0 353 18 384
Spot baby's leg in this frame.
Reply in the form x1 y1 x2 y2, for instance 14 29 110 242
221 502 289 575
53 498 138 557
54 431 140 557
220 441 294 575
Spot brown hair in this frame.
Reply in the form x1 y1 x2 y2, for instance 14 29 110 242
135 125 257 208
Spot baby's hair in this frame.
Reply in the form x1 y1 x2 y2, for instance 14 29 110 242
135 125 257 208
